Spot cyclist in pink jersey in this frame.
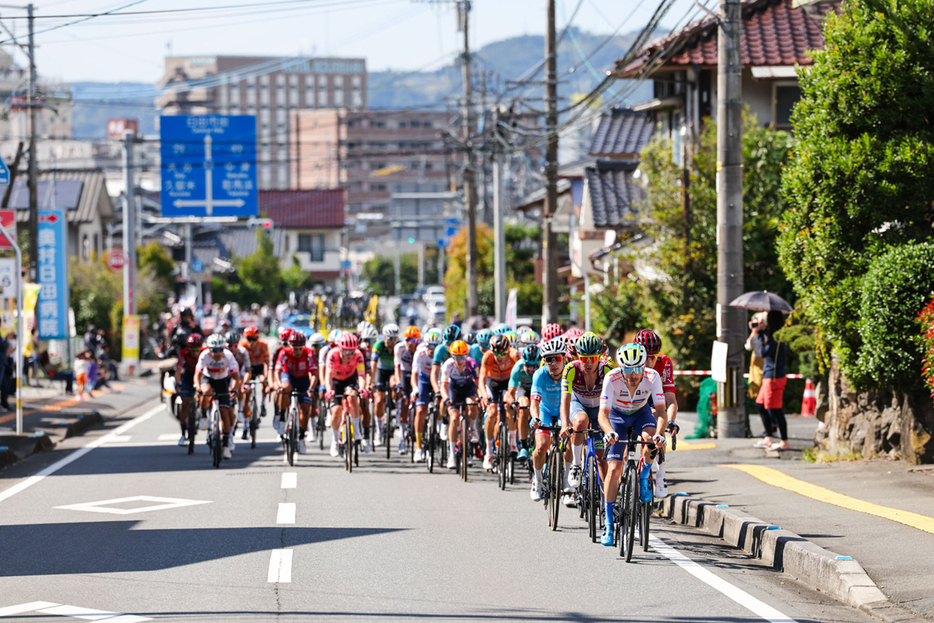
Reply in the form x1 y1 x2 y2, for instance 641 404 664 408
324 333 366 457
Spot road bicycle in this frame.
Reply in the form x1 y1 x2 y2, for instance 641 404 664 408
580 427 606 543
537 424 568 530
381 384 396 460
426 394 446 473
453 400 476 482
246 379 264 449
201 390 225 469
335 393 360 472
614 427 658 562
493 398 518 490
283 389 302 467
315 388 327 451
172 388 199 456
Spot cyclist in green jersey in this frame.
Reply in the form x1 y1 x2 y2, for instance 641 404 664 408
371 323 399 448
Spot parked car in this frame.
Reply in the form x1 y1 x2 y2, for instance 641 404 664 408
282 314 316 338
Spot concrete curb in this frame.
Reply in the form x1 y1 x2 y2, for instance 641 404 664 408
139 359 176 378
660 493 929 622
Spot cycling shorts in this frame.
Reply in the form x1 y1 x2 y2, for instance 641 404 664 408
178 372 196 398
570 397 600 427
374 368 394 391
330 376 359 408
400 372 413 395
415 373 433 408
281 372 313 405
515 383 532 401
448 384 477 406
201 377 232 408
250 364 266 379
605 403 657 462
485 378 509 403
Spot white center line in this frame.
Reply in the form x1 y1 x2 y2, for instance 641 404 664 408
281 472 296 489
267 549 293 583
650 536 798 623
276 502 296 524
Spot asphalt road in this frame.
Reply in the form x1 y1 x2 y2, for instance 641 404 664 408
0 390 879 623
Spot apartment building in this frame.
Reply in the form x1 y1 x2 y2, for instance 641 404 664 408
156 55 367 190
0 50 72 141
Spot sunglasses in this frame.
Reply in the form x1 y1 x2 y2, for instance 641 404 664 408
211 348 224 354
493 351 508 357
579 355 600 363
341 349 355 355
544 356 564 365
406 338 419 344
622 365 644 375
247 336 258 342
453 354 467 361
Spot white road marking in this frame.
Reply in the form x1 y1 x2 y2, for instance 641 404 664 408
650 535 798 623
0 404 163 505
108 435 132 442
277 502 296 524
55 496 212 515
38 604 116 618
281 472 296 489
157 433 178 441
267 549 293 583
0 602 151 621
0 602 59 616
103 438 281 448
98 616 151 623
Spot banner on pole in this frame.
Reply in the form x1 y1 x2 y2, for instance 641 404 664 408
506 288 518 330
37 210 69 339
122 315 140 363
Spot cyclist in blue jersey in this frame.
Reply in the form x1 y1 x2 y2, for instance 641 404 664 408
467 331 485 366
439 340 480 470
505 344 540 462
528 338 567 501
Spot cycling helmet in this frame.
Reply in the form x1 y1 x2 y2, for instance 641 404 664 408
226 331 241 346
476 329 492 346
616 343 647 368
277 326 291 341
309 332 326 346
179 307 193 318
288 332 307 347
519 330 540 346
443 324 461 344
339 333 359 350
186 333 203 348
465 330 477 345
493 323 510 335
328 329 343 344
382 323 400 339
490 334 510 354
542 322 563 341
404 326 421 339
361 325 379 341
425 330 443 346
576 332 604 357
206 333 226 349
357 320 374 334
634 329 662 356
521 344 541 366
565 327 584 339
449 340 469 357
243 326 260 338
517 325 533 336
539 338 566 358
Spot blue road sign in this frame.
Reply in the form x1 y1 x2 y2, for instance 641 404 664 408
0 157 9 186
191 259 205 273
160 115 258 218
446 226 459 237
37 210 69 339
445 218 459 225
438 238 449 248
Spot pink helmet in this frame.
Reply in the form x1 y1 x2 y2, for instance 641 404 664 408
542 323 563 341
339 333 359 350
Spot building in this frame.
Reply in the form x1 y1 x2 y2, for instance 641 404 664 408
0 50 73 142
289 108 452 242
391 187 461 246
264 188 344 283
156 55 367 190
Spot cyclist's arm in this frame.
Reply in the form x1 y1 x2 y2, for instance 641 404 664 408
597 406 613 437
370 350 379 386
560 391 572 429
430 363 441 394
477 364 489 401
530 394 541 421
194 368 202 388
665 392 678 423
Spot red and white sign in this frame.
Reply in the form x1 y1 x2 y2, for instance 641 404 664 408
237 313 260 329
108 248 127 272
107 118 139 139
0 210 15 249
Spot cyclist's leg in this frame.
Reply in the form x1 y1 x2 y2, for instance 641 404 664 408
601 410 629 540
516 392 531 451
447 402 461 468
530 427 550 500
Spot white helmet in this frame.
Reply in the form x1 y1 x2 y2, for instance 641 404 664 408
357 320 374 334
309 332 326 346
382 323 400 339
539 337 566 358
361 325 379 341
616 343 647 368
425 330 443 346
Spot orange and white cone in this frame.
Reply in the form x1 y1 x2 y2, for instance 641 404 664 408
801 378 816 417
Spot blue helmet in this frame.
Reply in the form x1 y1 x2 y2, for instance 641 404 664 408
443 324 461 345
476 329 492 346
521 344 541 366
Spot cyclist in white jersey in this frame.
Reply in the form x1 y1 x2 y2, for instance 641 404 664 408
393 326 419 455
194 334 241 459
597 343 667 546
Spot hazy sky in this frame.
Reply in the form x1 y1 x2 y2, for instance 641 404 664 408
1 0 697 83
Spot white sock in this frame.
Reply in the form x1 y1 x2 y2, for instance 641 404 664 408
449 440 457 457
508 430 518 451
656 461 666 484
352 417 362 439
534 468 543 486
486 439 493 456
572 443 584 466
331 429 339 444
564 462 573 485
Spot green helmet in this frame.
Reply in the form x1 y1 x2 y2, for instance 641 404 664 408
576 332 604 357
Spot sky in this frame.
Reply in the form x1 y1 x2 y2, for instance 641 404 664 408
0 0 697 84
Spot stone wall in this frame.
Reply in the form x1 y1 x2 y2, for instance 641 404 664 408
817 359 934 464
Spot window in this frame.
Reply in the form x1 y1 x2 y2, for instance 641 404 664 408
773 83 801 127
298 233 325 261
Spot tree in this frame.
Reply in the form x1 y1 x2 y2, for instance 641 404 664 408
137 242 174 290
361 249 440 296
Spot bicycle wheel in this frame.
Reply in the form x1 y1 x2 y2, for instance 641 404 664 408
384 413 392 460
508 452 515 486
623 464 639 562
344 417 353 473
461 413 469 482
587 453 599 543
250 391 259 449
642 473 652 551
498 422 507 490
286 409 296 467
550 451 562 531
427 413 436 473
211 412 222 469
187 402 197 456
317 406 326 451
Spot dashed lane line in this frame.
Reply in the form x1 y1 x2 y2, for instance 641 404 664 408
724 463 934 536
277 502 296 524
267 549 293 583
281 472 296 489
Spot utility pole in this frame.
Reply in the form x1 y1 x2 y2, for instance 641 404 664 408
122 130 137 318
541 0 559 326
459 0 478 318
492 108 506 323
26 3 37 282
716 0 745 437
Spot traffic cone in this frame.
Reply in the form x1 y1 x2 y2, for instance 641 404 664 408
801 378 816 417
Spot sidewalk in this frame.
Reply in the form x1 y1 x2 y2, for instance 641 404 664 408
670 411 934 620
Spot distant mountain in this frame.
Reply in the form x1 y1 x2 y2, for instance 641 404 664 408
68 27 653 139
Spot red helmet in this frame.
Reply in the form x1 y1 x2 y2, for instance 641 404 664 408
564 327 584 339
187 333 203 348
277 326 291 341
542 323 563 341
288 332 306 347
634 329 662 356
339 333 359 350
244 326 260 338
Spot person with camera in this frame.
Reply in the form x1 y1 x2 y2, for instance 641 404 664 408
749 311 790 451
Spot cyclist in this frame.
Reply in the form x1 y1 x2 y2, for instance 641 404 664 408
169 307 203 356
634 329 679 497
239 326 270 440
411 329 441 462
598 343 667 546
529 338 566 501
194 334 241 460
275 331 317 454
270 326 292 424
394 326 420 455
473 329 492 362
439 340 480 469
371 323 399 448
479 334 518 471
505 344 540 462
358 324 379 451
325 332 366 458
561 332 615 492
174 333 202 446
541 322 563 343
226 330 250 443
430 324 461 394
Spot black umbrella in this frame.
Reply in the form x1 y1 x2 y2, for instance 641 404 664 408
729 291 793 313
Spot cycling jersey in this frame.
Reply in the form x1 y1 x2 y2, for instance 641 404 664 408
480 349 518 383
231 344 251 377
394 341 414 373
531 366 562 426
195 349 239 380
240 338 270 368
468 344 484 366
508 360 534 389
318 344 331 371
440 357 479 390
326 347 365 381
600 367 664 415
412 344 435 378
371 340 395 371
275 347 318 378
432 343 451 366
651 353 676 394
561 359 615 408
176 347 199 375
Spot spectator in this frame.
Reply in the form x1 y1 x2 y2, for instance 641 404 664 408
754 311 790 451
746 312 770 446
37 350 74 394
74 351 91 400
451 311 463 329
261 303 272 335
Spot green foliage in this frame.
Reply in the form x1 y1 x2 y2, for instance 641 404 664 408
282 258 315 293
775 310 828 382
361 249 440 296
779 0 934 392
919 295 934 403
593 279 645 347
137 242 174 289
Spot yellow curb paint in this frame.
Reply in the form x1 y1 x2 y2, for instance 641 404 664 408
723 464 934 536
673 441 718 451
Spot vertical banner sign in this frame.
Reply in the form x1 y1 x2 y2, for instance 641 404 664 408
122 315 140 364
37 210 69 340
505 288 518 330
0 210 16 249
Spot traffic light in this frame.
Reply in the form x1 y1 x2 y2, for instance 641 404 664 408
247 217 274 231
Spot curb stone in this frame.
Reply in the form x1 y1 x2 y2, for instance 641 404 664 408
659 493 930 622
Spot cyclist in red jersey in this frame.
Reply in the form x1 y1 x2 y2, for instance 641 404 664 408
324 332 366 458
173 333 203 446
275 332 318 453
634 329 679 497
